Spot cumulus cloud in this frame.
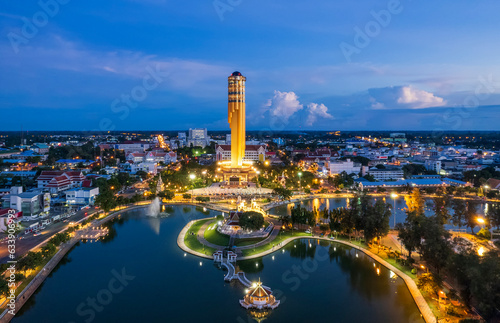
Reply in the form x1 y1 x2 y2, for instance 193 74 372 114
369 85 447 110
265 90 304 122
397 86 446 108
306 103 333 126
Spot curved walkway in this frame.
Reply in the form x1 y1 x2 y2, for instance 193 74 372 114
240 235 435 323
176 219 213 260
178 219 435 323
197 220 226 250
237 226 281 250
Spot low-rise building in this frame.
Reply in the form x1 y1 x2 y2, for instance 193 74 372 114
368 168 404 181
1 187 50 216
37 171 86 193
329 159 361 175
130 162 157 175
215 145 267 163
65 187 99 206
425 159 442 174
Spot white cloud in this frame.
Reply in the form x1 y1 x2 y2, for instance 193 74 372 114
368 85 447 110
306 103 333 126
266 90 303 122
397 85 447 108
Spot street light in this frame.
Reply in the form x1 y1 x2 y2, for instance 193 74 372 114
477 217 485 230
391 193 398 228
298 172 302 190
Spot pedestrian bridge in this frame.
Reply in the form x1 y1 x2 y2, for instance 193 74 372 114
215 253 269 289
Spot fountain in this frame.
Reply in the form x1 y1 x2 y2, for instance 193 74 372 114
147 197 161 217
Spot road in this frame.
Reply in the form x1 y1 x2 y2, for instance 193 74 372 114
0 207 100 264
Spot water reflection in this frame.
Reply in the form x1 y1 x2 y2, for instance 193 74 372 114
271 197 489 230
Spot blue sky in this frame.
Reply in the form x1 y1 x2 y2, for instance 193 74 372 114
1 0 500 131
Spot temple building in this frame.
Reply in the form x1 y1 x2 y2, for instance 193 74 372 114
240 279 280 310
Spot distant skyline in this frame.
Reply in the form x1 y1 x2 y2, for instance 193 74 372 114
1 1 500 131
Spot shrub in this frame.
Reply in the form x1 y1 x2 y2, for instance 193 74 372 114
477 228 491 240
195 196 210 202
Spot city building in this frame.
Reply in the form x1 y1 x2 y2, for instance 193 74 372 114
65 187 99 206
359 178 468 191
188 128 209 148
37 171 86 192
115 141 151 153
130 162 157 175
215 145 267 163
425 160 442 174
368 168 405 181
329 159 361 175
1 187 50 216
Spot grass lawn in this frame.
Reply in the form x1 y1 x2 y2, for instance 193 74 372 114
204 223 230 246
184 219 215 256
234 237 267 247
241 230 310 257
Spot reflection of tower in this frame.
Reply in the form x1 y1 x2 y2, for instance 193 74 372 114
228 71 246 168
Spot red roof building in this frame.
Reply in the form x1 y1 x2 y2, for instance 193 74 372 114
37 170 86 192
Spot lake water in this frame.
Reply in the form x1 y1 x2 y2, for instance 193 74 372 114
269 197 489 231
14 205 424 323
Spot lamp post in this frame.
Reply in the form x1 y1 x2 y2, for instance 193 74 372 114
298 172 302 191
189 174 196 202
391 193 398 228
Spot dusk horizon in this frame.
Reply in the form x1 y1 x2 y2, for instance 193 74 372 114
2 1 500 131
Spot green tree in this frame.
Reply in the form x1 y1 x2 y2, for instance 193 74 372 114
420 216 452 275
487 203 500 230
452 199 467 232
41 243 57 259
279 214 291 228
0 278 9 297
18 251 44 271
433 195 451 225
417 273 441 297
464 201 479 234
273 187 292 201
397 211 426 260
405 188 425 216
95 189 117 212
158 190 175 200
362 199 392 243
239 211 265 231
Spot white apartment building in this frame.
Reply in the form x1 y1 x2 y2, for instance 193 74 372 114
368 168 405 181
329 159 361 175
188 128 209 148
425 160 442 174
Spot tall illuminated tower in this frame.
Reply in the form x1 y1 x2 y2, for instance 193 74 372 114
228 71 246 168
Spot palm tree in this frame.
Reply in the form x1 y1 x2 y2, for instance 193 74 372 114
279 214 290 228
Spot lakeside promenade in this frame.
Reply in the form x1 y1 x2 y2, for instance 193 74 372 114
177 219 436 323
0 204 147 323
